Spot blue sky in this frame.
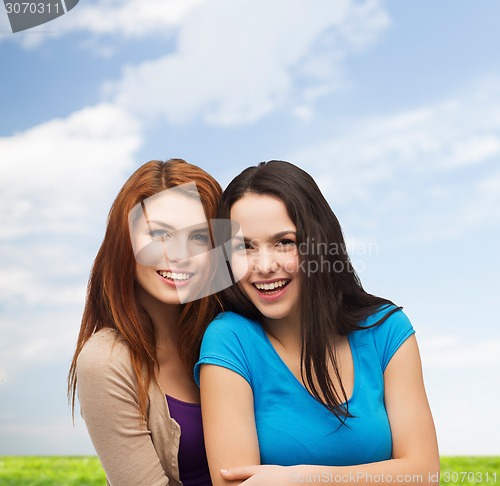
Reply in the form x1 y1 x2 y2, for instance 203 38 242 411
1 0 499 456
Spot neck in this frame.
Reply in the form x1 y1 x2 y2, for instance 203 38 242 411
135 284 183 363
262 311 301 349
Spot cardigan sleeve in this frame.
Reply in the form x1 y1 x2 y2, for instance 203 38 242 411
76 329 170 486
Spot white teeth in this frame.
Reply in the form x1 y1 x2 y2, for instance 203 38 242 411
254 280 289 291
158 271 191 281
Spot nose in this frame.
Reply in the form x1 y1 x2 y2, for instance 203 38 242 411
163 237 191 264
252 247 279 274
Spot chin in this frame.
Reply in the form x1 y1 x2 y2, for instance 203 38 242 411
257 308 291 321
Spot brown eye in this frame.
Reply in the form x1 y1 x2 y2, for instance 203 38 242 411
276 239 295 247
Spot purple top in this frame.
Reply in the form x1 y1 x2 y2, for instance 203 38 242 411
165 394 212 486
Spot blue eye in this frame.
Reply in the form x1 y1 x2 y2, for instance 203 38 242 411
191 233 209 244
150 229 170 239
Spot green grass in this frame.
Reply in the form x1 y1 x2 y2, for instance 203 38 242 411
0 457 105 486
0 456 498 485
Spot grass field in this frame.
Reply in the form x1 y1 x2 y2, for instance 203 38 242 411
0 456 498 485
0 457 104 486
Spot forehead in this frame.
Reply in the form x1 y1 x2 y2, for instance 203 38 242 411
230 194 295 237
142 189 207 227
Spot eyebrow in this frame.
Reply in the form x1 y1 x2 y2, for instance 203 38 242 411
148 221 210 232
148 220 176 230
233 230 296 242
274 230 296 239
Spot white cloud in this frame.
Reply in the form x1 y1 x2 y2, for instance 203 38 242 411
0 103 142 380
64 0 205 37
423 359 500 455
445 134 500 168
293 82 500 194
1 0 206 47
0 308 83 385
111 0 389 125
463 168 500 225
0 4 10 31
0 102 141 238
415 334 500 454
421 336 500 368
431 384 499 455
0 266 86 307
0 415 96 455
0 98 139 455
3 0 389 124
289 78 500 239
291 105 314 123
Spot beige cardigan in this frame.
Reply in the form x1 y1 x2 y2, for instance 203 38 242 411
76 328 183 486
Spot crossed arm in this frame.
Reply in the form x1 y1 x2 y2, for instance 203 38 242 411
200 335 440 486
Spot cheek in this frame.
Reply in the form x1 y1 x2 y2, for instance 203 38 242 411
131 233 148 256
280 251 300 274
231 254 250 282
191 251 213 285
134 264 149 290
191 250 208 267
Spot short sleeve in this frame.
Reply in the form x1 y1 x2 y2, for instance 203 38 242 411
194 312 253 387
370 307 415 372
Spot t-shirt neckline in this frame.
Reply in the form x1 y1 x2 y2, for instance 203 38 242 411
258 324 359 407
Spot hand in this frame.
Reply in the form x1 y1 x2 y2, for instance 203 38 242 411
220 465 293 485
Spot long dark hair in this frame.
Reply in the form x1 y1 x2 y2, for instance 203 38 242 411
218 160 400 420
68 159 223 419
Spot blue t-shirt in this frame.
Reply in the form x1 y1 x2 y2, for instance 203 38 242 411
194 306 414 467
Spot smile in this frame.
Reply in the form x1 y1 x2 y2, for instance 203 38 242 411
252 279 291 293
156 270 194 282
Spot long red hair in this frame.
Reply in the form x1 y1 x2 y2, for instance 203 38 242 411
68 159 223 418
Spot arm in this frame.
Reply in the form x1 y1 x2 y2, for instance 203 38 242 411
77 334 170 486
221 335 440 485
200 364 260 486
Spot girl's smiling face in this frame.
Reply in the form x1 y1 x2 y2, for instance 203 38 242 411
131 187 211 305
230 193 301 326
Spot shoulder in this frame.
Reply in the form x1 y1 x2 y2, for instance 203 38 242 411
76 328 132 377
76 328 141 409
357 305 415 372
195 312 262 386
202 311 262 341
358 304 413 332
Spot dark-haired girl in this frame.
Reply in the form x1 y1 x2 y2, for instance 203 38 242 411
196 161 439 486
